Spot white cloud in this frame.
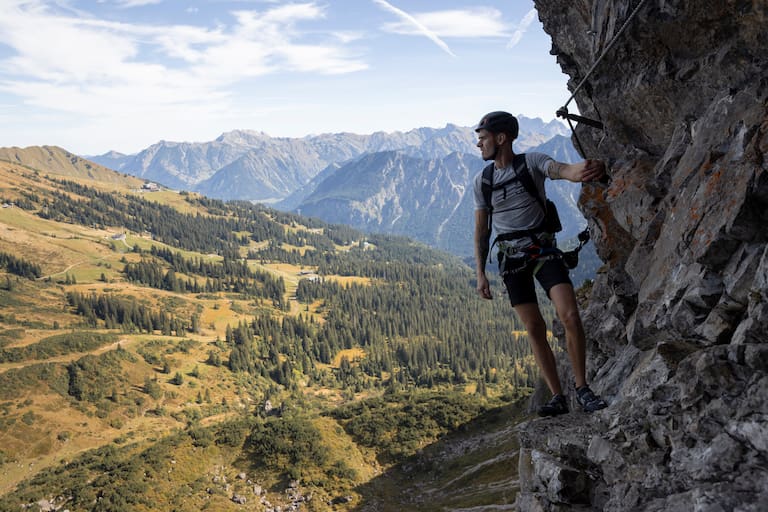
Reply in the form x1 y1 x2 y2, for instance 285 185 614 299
0 1 366 127
371 0 456 57
508 8 538 48
115 0 163 7
0 1 565 154
331 31 364 44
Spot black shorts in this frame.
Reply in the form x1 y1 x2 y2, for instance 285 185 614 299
500 256 572 306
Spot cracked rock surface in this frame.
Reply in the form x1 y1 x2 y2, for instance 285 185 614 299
519 1 768 510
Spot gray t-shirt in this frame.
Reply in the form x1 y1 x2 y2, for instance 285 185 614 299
472 152 555 251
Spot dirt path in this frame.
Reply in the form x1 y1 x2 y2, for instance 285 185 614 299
37 260 85 280
0 338 134 375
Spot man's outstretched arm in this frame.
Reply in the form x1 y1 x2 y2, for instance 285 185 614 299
548 159 606 183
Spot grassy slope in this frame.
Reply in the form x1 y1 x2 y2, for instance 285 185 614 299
0 145 138 185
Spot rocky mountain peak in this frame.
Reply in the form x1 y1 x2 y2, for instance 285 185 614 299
215 129 273 145
516 1 768 510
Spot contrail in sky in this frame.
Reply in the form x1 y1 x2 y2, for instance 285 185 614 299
372 0 457 57
508 8 537 48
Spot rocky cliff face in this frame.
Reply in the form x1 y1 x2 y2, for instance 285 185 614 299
517 1 768 510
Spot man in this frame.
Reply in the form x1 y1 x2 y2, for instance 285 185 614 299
472 111 607 416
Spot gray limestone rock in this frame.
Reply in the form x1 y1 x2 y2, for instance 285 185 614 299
519 1 768 510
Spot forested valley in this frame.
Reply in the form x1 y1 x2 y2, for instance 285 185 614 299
0 164 559 510
21 175 549 391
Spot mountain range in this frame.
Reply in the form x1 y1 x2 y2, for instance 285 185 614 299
88 116 593 264
89 116 568 203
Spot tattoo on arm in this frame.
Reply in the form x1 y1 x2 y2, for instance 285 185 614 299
548 162 565 180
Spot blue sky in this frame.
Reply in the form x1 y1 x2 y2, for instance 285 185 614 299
0 0 571 155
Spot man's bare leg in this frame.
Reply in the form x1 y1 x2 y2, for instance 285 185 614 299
549 282 608 412
548 283 587 389
513 302 562 395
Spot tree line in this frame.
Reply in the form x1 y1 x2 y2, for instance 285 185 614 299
0 251 42 279
214 253 545 392
124 246 285 303
66 291 194 335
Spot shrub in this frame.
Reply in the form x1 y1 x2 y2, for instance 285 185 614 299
143 377 162 400
67 350 134 403
247 414 329 475
21 411 35 425
331 390 490 463
215 419 250 448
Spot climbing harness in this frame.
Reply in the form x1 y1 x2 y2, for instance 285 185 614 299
498 239 560 276
556 0 650 155
497 229 590 277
